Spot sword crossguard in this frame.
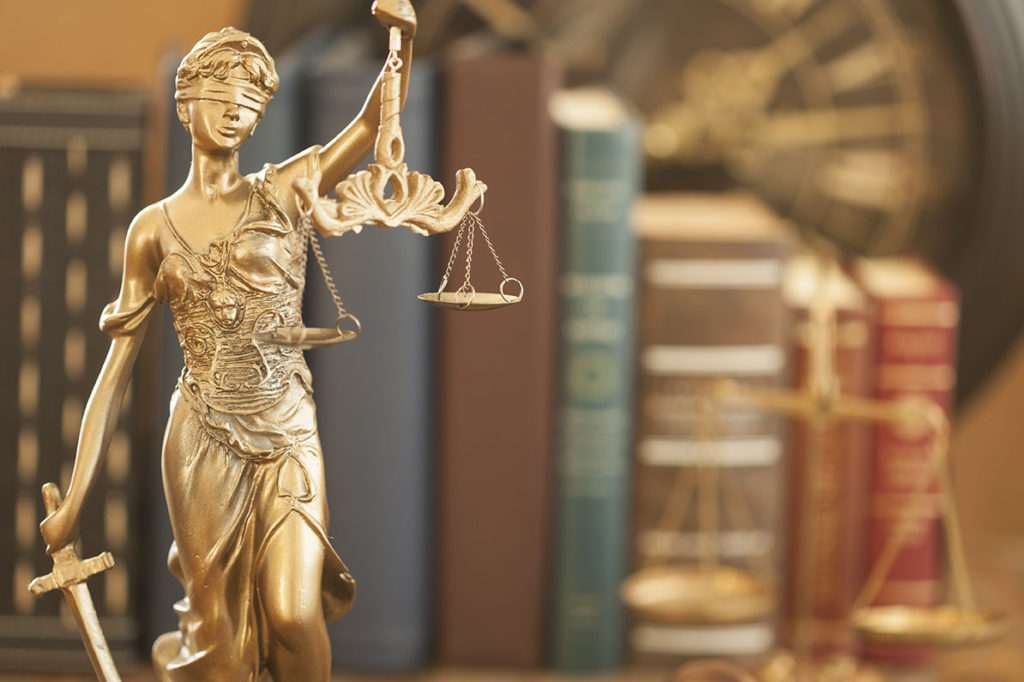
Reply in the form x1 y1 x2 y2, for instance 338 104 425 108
30 549 115 597
29 482 116 597
28 482 123 681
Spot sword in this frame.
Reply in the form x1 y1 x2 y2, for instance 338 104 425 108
29 482 122 682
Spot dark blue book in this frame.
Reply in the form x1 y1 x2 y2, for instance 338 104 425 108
302 34 437 672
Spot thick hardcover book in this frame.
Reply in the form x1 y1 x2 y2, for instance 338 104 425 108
548 88 641 672
303 35 437 672
0 87 148 670
434 51 562 667
627 193 791 665
782 257 873 656
854 258 959 663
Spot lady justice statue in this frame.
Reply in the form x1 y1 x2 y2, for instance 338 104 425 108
32 1 490 679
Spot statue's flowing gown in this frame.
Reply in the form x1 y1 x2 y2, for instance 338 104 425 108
100 153 354 681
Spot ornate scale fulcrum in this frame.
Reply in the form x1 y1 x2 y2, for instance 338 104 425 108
254 27 522 349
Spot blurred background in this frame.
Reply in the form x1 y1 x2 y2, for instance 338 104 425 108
3 0 1024 680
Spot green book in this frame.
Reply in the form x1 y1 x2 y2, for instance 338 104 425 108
549 88 642 672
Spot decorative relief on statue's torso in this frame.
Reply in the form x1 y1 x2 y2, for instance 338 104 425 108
154 175 311 414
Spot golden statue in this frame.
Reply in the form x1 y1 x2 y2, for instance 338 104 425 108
31 2 493 679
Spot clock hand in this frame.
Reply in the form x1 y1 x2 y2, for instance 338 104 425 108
747 104 924 149
646 1 858 163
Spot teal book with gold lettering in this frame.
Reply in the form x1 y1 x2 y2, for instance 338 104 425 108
548 88 642 672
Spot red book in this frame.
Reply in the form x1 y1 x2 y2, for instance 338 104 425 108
783 258 874 657
854 258 959 663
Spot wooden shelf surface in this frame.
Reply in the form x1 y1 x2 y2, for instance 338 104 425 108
0 669 667 682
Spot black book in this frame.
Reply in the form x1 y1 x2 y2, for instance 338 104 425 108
302 32 437 671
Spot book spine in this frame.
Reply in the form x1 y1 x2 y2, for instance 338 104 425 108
628 230 789 664
434 53 562 667
865 288 958 662
303 55 437 672
785 308 873 656
549 120 641 671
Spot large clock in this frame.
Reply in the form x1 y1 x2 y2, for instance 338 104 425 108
569 0 1024 404
609 0 980 258
590 0 1024 403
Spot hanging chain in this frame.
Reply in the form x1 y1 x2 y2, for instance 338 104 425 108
461 215 475 292
475 214 512 282
439 214 468 292
296 211 310 288
435 211 522 303
300 211 350 321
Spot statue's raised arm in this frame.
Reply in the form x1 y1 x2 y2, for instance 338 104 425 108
291 0 487 239
317 0 418 193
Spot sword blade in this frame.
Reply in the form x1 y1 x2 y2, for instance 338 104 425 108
62 582 122 682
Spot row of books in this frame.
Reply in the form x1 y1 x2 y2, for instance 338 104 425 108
0 87 150 670
626 196 957 669
223 31 958 671
0 32 958 675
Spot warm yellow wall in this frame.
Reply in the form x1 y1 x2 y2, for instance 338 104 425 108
0 0 247 86
0 0 250 198
954 338 1024 540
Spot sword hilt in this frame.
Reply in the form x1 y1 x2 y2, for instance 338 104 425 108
29 482 116 597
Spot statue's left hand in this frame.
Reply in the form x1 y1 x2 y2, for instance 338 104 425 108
372 0 417 37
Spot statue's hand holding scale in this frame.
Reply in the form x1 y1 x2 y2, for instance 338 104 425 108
32 2 521 680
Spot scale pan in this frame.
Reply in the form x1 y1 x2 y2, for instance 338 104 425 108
253 326 359 350
851 606 1009 646
417 291 521 311
621 565 774 624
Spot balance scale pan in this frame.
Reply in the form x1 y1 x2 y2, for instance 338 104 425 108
621 565 775 624
253 326 360 350
417 291 521 311
851 606 1009 647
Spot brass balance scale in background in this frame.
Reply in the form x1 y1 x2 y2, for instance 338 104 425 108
621 250 1008 682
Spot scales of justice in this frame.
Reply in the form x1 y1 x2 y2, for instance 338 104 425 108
622 250 1008 682
28 2 520 680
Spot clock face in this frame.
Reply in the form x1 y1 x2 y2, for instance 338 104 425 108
602 0 982 258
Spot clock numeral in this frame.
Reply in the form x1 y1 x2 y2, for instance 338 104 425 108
816 150 915 211
756 105 924 147
824 41 892 94
750 0 820 20
768 1 855 68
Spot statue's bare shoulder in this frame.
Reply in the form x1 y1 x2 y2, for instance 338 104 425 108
122 202 169 282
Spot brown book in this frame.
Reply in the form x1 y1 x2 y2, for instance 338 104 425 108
853 258 958 663
434 51 562 666
782 257 874 656
627 192 791 664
